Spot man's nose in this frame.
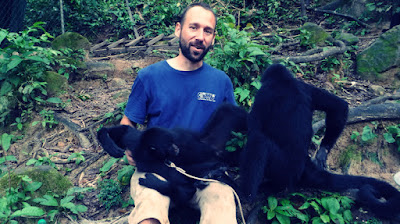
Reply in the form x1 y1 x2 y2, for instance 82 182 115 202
195 30 205 41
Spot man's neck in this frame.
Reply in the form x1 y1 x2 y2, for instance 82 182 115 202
167 54 203 71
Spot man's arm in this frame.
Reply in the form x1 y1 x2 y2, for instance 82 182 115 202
120 115 135 127
120 115 137 166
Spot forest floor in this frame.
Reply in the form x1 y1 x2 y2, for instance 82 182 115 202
6 18 400 224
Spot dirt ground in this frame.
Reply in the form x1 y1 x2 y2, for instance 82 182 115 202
6 28 400 223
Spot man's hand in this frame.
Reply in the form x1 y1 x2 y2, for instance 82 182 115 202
125 150 136 166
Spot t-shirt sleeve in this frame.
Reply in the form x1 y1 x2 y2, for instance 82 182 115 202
224 75 237 106
124 76 147 124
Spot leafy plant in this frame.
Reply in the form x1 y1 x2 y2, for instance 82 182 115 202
97 179 123 210
0 23 65 130
298 29 315 49
234 79 261 108
32 109 59 129
331 73 348 89
383 124 400 152
99 157 120 176
262 196 309 223
0 133 17 178
103 101 127 125
27 154 58 170
352 125 378 146
67 152 86 165
321 56 341 72
117 165 135 186
225 131 247 153
0 175 45 223
33 187 91 222
262 192 354 224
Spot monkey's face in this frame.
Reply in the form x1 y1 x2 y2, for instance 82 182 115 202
138 127 180 161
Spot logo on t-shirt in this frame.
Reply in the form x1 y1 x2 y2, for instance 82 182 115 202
197 92 216 102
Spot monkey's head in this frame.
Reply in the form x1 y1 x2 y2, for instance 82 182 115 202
133 127 180 162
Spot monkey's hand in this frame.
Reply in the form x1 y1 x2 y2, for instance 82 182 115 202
312 146 329 170
139 173 170 195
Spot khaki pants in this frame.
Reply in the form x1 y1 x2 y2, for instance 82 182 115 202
128 171 238 224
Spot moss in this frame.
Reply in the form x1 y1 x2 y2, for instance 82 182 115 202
44 71 69 96
301 22 331 46
0 166 72 197
336 32 359 46
357 26 400 81
52 32 90 51
338 144 361 172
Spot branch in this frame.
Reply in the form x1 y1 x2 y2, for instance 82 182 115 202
314 8 371 28
271 40 347 64
313 102 400 133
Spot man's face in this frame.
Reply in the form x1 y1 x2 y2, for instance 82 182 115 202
176 6 216 63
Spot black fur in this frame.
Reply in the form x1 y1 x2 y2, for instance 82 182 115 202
97 103 247 205
240 64 400 220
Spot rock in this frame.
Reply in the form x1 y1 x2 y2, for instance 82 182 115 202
300 22 332 46
336 32 359 46
0 166 72 196
394 171 400 186
369 84 385 95
44 71 69 96
52 32 90 51
110 78 127 88
357 25 400 81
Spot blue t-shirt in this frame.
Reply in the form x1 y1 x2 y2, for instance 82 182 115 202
124 60 236 132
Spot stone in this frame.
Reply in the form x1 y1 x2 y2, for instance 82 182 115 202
357 25 400 81
300 22 331 46
52 32 90 51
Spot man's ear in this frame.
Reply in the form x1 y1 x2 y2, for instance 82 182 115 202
175 22 181 38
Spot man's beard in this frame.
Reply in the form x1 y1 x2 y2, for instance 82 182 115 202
179 37 211 63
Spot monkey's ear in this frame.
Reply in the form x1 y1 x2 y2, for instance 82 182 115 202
98 125 142 158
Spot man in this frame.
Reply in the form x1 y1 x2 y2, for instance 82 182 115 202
120 3 238 224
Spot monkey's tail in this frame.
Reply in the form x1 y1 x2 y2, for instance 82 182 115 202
357 183 400 221
300 160 400 221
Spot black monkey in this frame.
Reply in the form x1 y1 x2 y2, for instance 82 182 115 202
98 125 200 204
240 64 400 220
98 103 247 204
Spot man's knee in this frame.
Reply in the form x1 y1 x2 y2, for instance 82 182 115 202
139 218 161 224
200 182 234 202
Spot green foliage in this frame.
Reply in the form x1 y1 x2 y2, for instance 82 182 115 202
117 165 135 186
33 187 91 222
206 14 270 108
103 101 128 125
298 29 315 49
262 196 309 223
26 155 58 170
351 125 378 146
384 124 400 152
26 0 185 39
67 152 86 165
99 157 120 176
338 145 360 172
225 131 247 153
234 80 261 108
262 192 353 224
321 57 341 73
238 0 301 27
32 109 59 129
0 23 59 127
0 173 89 223
0 176 45 223
97 179 123 210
